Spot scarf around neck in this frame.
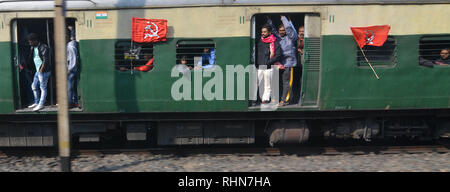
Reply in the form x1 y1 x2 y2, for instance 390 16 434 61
261 34 277 58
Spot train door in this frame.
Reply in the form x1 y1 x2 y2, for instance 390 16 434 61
12 18 76 110
299 14 321 107
250 13 305 106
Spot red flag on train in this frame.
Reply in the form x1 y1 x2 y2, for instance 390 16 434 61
132 17 167 43
350 25 390 48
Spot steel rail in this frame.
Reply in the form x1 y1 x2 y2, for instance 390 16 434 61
1 145 448 157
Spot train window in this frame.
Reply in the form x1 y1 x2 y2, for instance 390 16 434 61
419 36 450 66
176 39 215 68
357 37 397 67
114 40 154 71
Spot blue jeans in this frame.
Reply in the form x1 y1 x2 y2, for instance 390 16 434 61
68 70 78 105
31 71 51 106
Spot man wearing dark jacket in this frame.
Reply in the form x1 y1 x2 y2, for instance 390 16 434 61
256 24 281 104
26 33 51 111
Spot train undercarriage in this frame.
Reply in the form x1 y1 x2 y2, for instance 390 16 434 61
0 110 449 147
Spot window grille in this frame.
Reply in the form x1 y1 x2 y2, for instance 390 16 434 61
419 36 450 64
114 40 153 71
357 37 397 67
176 39 215 68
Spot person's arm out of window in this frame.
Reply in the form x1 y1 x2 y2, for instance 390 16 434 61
419 57 434 67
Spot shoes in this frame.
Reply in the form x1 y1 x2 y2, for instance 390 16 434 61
261 100 270 104
28 103 38 108
69 103 79 108
32 105 44 111
278 101 286 107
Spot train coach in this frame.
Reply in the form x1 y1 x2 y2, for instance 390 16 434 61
0 0 449 147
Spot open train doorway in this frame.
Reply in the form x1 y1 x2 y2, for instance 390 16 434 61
12 18 76 111
250 13 305 107
250 13 322 108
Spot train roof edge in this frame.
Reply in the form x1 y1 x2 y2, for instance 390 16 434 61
1 0 450 11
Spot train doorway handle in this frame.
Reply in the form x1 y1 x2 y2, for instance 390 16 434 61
14 56 21 70
304 50 309 64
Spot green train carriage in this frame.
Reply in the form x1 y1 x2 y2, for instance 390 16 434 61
0 0 449 147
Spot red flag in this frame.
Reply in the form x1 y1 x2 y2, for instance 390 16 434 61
350 25 390 48
132 17 167 43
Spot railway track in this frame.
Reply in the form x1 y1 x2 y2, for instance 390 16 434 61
1 144 449 158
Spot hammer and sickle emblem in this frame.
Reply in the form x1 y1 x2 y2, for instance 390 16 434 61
144 22 159 39
364 30 375 45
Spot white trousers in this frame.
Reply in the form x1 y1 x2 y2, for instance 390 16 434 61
257 68 273 102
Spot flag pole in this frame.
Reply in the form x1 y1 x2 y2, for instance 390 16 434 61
130 39 134 75
359 47 380 80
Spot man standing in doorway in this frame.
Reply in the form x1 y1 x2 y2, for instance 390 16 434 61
255 24 281 104
297 26 305 57
67 27 79 108
27 33 51 111
268 16 298 106
296 26 305 105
